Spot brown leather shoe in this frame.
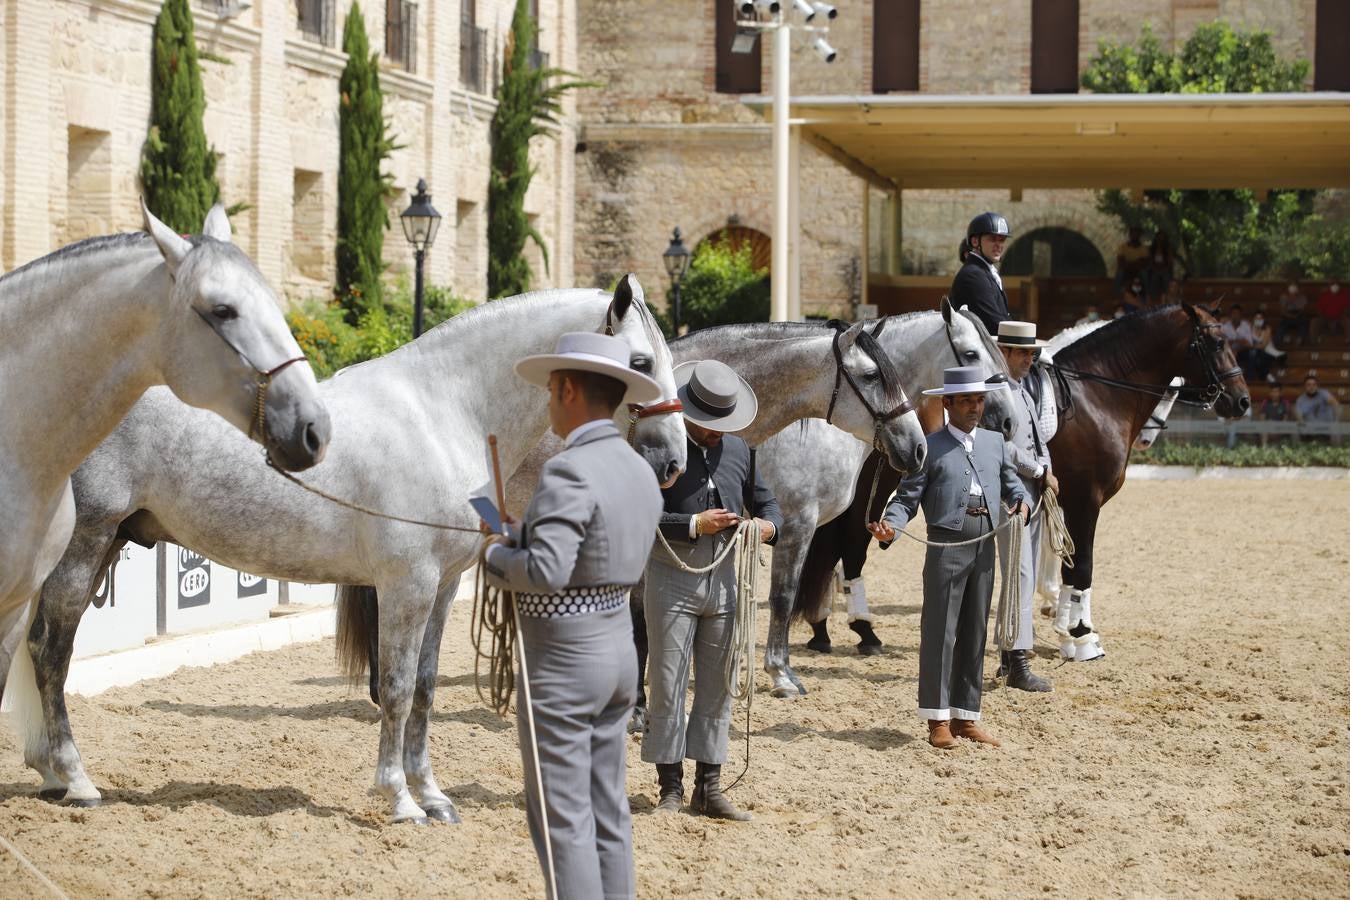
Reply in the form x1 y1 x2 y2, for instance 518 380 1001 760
950 719 1000 747
927 719 957 749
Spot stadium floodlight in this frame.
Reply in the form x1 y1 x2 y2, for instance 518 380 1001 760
755 0 781 13
811 2 838 19
791 0 816 21
813 35 837 63
734 0 754 15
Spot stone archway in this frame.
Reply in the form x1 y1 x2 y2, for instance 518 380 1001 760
695 224 772 273
1002 208 1120 274
1001 226 1109 278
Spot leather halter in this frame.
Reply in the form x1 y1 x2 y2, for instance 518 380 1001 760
602 297 685 443
193 306 307 442
824 321 917 448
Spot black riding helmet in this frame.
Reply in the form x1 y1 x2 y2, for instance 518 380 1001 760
967 211 1011 241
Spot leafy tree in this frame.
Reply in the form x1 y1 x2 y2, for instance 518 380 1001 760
657 234 769 336
487 0 592 298
140 0 220 233
336 2 398 322
1082 23 1345 279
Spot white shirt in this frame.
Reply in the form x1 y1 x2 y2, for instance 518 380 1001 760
1220 319 1253 345
946 423 984 497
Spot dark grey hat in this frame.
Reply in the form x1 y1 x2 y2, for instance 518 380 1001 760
967 211 1011 239
674 359 758 432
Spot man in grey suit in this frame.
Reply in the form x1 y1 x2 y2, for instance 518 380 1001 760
482 331 665 900
868 366 1028 750
993 320 1055 693
642 359 782 821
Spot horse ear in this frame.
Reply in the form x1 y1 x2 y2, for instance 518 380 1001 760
836 319 866 352
612 273 638 319
941 297 954 324
142 197 191 276
201 204 232 243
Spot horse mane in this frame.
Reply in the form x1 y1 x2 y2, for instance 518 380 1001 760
1052 305 1183 371
0 231 156 288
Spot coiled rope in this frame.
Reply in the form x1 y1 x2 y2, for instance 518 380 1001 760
993 511 1024 652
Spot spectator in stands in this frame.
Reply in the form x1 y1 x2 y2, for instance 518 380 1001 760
1113 302 1131 319
1221 304 1255 377
1311 282 1348 342
1114 226 1149 299
1145 230 1174 305
1076 304 1100 325
1294 374 1342 443
1248 306 1286 384
1277 282 1310 347
1259 383 1290 421
1164 278 1185 306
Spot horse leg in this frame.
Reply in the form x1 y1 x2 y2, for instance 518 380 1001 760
1055 501 1104 661
628 574 648 734
403 576 461 824
364 591 380 706
373 576 438 824
28 527 122 805
764 525 811 698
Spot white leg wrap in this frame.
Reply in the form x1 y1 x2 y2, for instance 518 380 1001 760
844 577 873 623
1053 586 1075 637
1077 587 1095 632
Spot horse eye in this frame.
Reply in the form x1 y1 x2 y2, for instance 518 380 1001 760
964 350 979 360
630 356 652 373
212 304 238 321
862 369 880 382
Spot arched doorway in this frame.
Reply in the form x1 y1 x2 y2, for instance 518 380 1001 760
697 225 772 273
1001 226 1108 278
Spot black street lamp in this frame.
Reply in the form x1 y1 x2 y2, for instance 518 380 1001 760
399 178 442 338
662 227 692 334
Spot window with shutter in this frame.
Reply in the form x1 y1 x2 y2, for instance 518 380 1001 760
872 0 920 93
715 1 762 94
1031 0 1079 94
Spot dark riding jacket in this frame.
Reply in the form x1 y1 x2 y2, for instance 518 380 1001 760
950 254 1010 336
657 435 782 545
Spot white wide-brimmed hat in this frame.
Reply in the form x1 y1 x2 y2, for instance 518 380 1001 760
995 320 1050 349
674 359 758 432
921 365 1004 397
514 332 663 404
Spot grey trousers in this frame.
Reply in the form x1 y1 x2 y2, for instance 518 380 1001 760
917 512 995 721
996 481 1042 651
516 605 637 900
640 535 737 765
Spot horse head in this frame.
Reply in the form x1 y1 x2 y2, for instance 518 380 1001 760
1182 304 1251 420
143 202 330 471
941 299 1015 438
607 274 686 486
829 319 927 473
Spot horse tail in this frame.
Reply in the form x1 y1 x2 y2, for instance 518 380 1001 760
4 607 45 763
790 514 848 624
335 585 377 684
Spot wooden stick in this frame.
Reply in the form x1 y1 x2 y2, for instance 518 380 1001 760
488 434 507 517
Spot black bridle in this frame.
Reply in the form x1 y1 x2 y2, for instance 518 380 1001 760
824 318 916 448
1047 312 1244 411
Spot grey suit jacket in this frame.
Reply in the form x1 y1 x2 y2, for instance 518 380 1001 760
880 425 1027 539
1005 378 1052 482
484 423 663 594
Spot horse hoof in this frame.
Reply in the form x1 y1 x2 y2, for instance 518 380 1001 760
805 637 832 654
627 707 647 735
423 804 461 824
37 788 67 802
65 797 102 809
769 682 799 699
857 642 883 657
394 815 428 826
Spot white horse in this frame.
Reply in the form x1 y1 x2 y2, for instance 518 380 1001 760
13 276 685 825
1 203 328 761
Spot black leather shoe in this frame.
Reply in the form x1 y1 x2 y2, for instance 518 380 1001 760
689 763 751 821
1007 650 1052 692
654 763 684 814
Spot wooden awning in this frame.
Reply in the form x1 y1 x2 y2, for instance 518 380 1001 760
744 92 1350 191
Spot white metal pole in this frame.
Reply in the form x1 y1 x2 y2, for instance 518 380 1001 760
788 122 801 321
771 19 790 322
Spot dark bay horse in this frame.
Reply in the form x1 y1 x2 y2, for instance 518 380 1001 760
794 304 1250 660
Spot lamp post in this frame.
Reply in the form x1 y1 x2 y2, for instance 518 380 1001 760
399 177 442 338
662 227 692 334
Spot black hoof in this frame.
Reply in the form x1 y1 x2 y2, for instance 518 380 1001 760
368 681 380 707
805 637 833 654
38 788 67 802
423 804 461 824
65 797 102 808
857 642 883 657
628 707 647 735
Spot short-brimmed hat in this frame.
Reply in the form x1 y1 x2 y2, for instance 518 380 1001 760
674 359 758 432
995 320 1050 349
515 332 663 404
922 365 1003 397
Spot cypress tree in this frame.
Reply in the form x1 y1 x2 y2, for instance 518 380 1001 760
487 0 592 298
139 0 220 234
336 2 396 322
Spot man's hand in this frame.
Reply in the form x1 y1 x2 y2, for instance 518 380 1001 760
696 508 741 536
867 520 897 543
1013 501 1031 524
754 517 775 543
1043 471 1059 495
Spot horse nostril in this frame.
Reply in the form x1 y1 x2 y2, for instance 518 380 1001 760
1237 396 1251 414
304 423 322 454
914 443 927 467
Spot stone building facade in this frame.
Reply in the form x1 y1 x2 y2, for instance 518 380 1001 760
0 0 578 303
573 0 1327 320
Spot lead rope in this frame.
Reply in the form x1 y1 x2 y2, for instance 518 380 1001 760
993 511 1024 653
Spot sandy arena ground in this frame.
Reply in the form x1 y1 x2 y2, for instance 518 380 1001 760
1 479 1348 898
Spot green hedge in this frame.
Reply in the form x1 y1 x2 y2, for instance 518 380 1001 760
1133 442 1350 467
288 278 475 379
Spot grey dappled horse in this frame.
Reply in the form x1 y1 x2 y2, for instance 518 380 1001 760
16 276 684 825
1 204 328 770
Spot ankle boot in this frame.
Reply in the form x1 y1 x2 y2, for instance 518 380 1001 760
654 762 684 814
806 619 832 653
950 719 1001 747
927 719 957 749
848 619 883 656
1007 650 1052 692
689 762 751 821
